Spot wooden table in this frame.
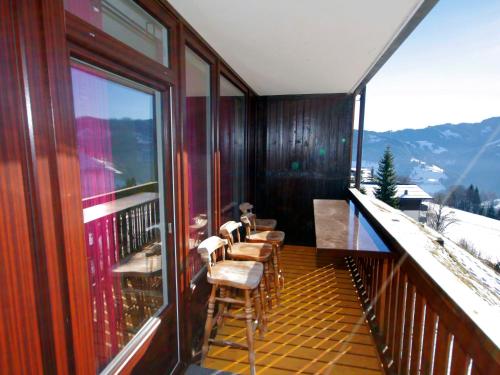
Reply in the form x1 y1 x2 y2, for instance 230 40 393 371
313 199 392 258
113 242 163 276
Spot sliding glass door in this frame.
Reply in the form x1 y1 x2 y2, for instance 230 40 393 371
63 0 182 369
71 60 172 372
184 47 213 278
219 75 246 223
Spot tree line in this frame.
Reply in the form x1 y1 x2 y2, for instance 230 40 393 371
436 185 500 220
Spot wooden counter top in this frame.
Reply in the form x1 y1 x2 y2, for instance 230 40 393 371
313 199 391 258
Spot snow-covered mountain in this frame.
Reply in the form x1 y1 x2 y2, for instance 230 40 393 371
354 117 500 195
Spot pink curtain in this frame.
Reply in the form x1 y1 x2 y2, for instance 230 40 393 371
72 64 123 370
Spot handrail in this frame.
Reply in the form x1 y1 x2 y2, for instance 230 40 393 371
348 188 499 375
83 193 160 260
83 192 159 223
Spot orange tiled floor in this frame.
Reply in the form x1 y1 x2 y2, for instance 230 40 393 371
203 245 384 374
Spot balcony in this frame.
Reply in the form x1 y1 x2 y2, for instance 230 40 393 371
192 189 499 374
2 1 499 374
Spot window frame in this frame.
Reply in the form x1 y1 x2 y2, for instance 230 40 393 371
180 30 218 283
219 67 250 214
184 46 214 241
218 72 248 222
64 2 180 373
65 1 178 90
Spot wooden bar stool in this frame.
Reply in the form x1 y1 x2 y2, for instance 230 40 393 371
239 202 277 231
198 236 267 375
220 220 279 308
241 213 286 289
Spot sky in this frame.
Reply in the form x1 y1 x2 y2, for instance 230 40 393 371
365 0 500 131
71 65 154 121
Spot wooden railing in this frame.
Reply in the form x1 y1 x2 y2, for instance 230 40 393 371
83 192 161 260
348 189 499 375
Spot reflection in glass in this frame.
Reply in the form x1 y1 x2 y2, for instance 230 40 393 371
65 0 169 67
71 61 166 371
219 76 246 223
185 47 212 278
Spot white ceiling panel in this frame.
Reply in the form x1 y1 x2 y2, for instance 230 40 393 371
169 0 426 95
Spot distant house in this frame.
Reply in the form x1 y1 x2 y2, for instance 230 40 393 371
362 184 432 222
350 167 374 184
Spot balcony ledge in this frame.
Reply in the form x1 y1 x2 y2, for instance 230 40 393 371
349 188 500 350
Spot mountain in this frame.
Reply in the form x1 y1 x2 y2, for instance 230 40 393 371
354 117 500 195
77 116 157 191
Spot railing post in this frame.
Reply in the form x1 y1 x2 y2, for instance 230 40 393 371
354 86 366 189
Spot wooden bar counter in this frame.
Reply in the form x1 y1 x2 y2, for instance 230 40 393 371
313 199 392 258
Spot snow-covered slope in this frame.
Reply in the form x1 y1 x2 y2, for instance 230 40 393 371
426 203 500 263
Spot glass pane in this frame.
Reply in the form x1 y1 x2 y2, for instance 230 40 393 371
71 61 167 371
185 47 212 278
65 0 169 67
219 76 246 223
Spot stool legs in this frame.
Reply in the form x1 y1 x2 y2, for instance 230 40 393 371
277 244 285 289
201 284 217 363
272 245 281 305
202 283 266 375
244 290 256 375
259 281 268 333
216 286 228 329
252 289 261 339
264 262 272 310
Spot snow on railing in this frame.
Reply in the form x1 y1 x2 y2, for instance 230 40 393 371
348 188 500 375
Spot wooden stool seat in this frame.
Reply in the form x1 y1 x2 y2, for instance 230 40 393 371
246 230 285 245
255 218 277 231
198 236 267 375
208 260 263 290
228 242 273 262
239 202 278 231
241 214 286 291
220 221 279 309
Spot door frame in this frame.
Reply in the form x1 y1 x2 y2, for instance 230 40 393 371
63 5 182 373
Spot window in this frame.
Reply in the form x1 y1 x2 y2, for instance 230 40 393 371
185 47 212 277
65 0 169 67
71 60 167 371
219 75 246 223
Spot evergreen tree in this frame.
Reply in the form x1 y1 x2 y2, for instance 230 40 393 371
472 186 481 213
486 202 496 218
374 146 399 208
447 186 461 208
465 184 474 212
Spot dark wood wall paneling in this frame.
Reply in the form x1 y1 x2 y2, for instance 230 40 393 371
254 94 355 245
